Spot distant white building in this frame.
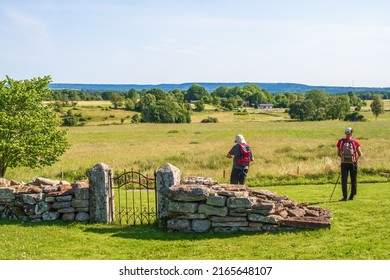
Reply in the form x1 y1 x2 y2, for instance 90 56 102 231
258 104 274 109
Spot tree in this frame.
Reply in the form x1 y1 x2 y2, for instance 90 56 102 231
194 100 205 112
211 86 230 98
110 93 124 109
370 94 385 119
274 94 289 108
0 76 70 177
305 90 328 120
288 100 316 121
326 95 350 120
127 89 140 101
212 95 221 107
124 99 135 110
184 84 208 101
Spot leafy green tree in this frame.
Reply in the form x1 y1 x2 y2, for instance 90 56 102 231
147 88 166 101
227 86 243 98
212 95 221 107
184 84 209 101
370 94 385 119
110 93 124 109
194 100 205 112
124 99 135 110
126 89 140 102
326 95 350 120
172 90 184 103
274 94 289 108
305 90 328 120
348 91 361 106
288 99 316 121
211 86 230 98
0 76 70 177
140 96 191 123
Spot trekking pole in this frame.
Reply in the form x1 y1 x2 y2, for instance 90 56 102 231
329 171 341 202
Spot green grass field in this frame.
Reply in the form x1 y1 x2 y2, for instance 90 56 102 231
1 101 390 260
1 182 389 260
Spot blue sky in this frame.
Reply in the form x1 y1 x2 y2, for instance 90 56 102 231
1 0 389 87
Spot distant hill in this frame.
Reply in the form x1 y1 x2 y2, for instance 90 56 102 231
49 82 390 94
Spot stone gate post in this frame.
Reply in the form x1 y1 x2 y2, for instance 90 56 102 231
156 163 181 228
88 163 113 223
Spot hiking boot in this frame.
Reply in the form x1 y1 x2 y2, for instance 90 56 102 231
339 197 347 202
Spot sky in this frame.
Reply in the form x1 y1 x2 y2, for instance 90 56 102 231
0 0 389 87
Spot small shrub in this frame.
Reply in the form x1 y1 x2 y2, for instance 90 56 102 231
234 109 249 115
344 112 366 122
201 117 219 123
131 114 141 124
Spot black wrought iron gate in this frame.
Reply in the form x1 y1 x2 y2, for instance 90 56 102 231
110 169 157 225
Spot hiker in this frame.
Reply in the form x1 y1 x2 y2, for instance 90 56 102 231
226 134 254 185
336 127 363 201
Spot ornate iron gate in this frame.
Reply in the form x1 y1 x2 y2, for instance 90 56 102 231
110 169 157 225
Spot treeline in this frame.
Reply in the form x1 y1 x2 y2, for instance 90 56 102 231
50 84 387 124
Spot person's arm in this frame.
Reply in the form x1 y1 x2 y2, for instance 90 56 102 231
336 140 342 158
356 146 362 158
227 145 236 158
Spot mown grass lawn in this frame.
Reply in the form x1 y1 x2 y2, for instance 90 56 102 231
1 182 389 260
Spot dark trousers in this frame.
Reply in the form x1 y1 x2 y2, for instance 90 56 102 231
230 166 249 185
341 162 358 198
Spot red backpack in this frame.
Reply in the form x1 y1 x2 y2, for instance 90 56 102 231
235 144 251 165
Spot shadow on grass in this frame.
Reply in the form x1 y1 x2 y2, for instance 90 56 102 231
0 218 311 241
81 223 312 241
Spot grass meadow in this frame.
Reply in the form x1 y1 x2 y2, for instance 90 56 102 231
6 101 390 187
1 100 390 260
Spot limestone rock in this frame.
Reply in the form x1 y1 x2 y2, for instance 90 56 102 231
34 177 60 186
168 185 209 201
75 212 90 221
42 211 60 221
192 219 211 232
198 204 228 216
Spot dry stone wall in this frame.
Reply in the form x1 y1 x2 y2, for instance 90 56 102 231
164 176 332 232
0 163 114 224
0 177 90 222
1 162 333 232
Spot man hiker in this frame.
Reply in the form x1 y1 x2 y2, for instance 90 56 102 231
226 134 254 185
336 127 363 201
